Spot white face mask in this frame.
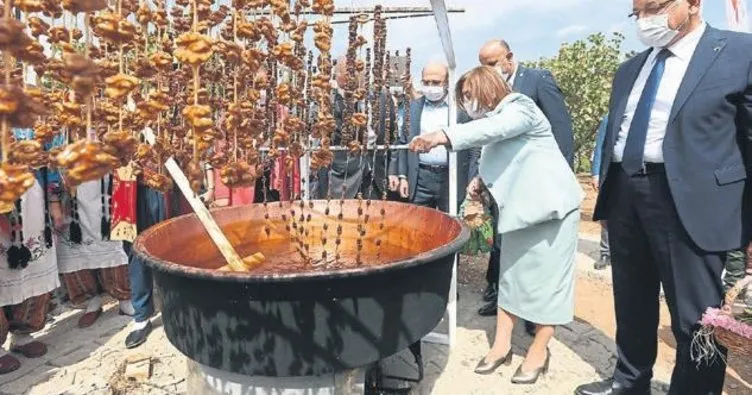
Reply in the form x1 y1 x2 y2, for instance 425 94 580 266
464 99 485 120
636 1 687 48
422 86 447 102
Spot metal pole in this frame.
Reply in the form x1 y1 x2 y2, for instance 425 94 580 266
300 153 310 201
423 0 458 349
429 0 457 70
328 13 436 25
248 6 465 16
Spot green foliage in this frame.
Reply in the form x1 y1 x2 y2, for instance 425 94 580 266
524 32 630 172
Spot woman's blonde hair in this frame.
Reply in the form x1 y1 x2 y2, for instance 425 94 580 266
455 66 512 113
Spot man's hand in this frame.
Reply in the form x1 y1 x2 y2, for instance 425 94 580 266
49 202 65 231
591 175 600 191
399 179 409 199
409 130 448 153
388 176 400 192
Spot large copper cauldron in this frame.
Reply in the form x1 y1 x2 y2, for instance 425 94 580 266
134 200 469 377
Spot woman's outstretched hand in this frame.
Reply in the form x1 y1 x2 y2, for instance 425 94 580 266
409 130 449 153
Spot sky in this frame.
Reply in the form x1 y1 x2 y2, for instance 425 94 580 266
328 0 730 80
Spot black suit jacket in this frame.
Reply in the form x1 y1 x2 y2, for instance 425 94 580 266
594 26 752 252
512 66 574 165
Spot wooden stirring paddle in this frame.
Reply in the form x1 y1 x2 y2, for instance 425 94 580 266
142 127 265 272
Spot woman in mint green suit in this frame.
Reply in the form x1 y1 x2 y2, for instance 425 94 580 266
409 66 582 384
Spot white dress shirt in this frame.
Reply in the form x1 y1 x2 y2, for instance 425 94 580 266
613 22 706 163
419 98 450 166
507 63 518 87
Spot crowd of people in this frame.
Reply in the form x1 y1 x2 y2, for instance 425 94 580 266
1 1 752 394
406 0 752 394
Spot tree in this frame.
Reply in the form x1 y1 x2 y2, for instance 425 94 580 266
525 32 629 172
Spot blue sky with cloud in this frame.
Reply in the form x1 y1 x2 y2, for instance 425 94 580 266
329 0 730 79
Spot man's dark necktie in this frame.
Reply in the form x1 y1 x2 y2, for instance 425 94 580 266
621 49 671 175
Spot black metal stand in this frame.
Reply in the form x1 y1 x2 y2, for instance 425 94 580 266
365 341 424 395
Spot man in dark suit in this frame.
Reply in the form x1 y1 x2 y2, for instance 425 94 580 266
576 1 752 394
476 39 575 323
396 62 473 209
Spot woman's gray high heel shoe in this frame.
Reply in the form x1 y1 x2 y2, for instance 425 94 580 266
473 348 513 375
511 348 550 384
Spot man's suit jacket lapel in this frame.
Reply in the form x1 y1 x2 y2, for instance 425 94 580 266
512 66 528 94
410 97 425 139
668 27 726 125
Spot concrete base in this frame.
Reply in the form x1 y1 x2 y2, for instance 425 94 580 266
186 359 367 395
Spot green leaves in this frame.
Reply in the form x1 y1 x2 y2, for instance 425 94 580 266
524 32 628 172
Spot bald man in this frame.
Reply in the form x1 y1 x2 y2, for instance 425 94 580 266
479 39 573 164
316 56 398 199
477 39 574 322
395 61 475 210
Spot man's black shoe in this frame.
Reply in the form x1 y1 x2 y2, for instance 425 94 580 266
125 321 153 349
482 283 498 303
477 301 497 316
594 256 611 271
574 379 651 395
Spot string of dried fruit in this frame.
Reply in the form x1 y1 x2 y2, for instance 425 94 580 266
380 50 395 206
329 14 360 263
402 47 412 159
218 4 256 191
374 50 395 259
308 3 335 262
309 22 333 170
342 16 360 154
176 0 213 193
6 1 51 166
136 1 172 193
267 2 309 262
290 1 312 259
353 45 375 266
0 0 39 213
370 5 385 142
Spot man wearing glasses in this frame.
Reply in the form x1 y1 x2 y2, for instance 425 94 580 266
576 1 752 394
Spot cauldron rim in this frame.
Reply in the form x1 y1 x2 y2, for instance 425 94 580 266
133 200 471 284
